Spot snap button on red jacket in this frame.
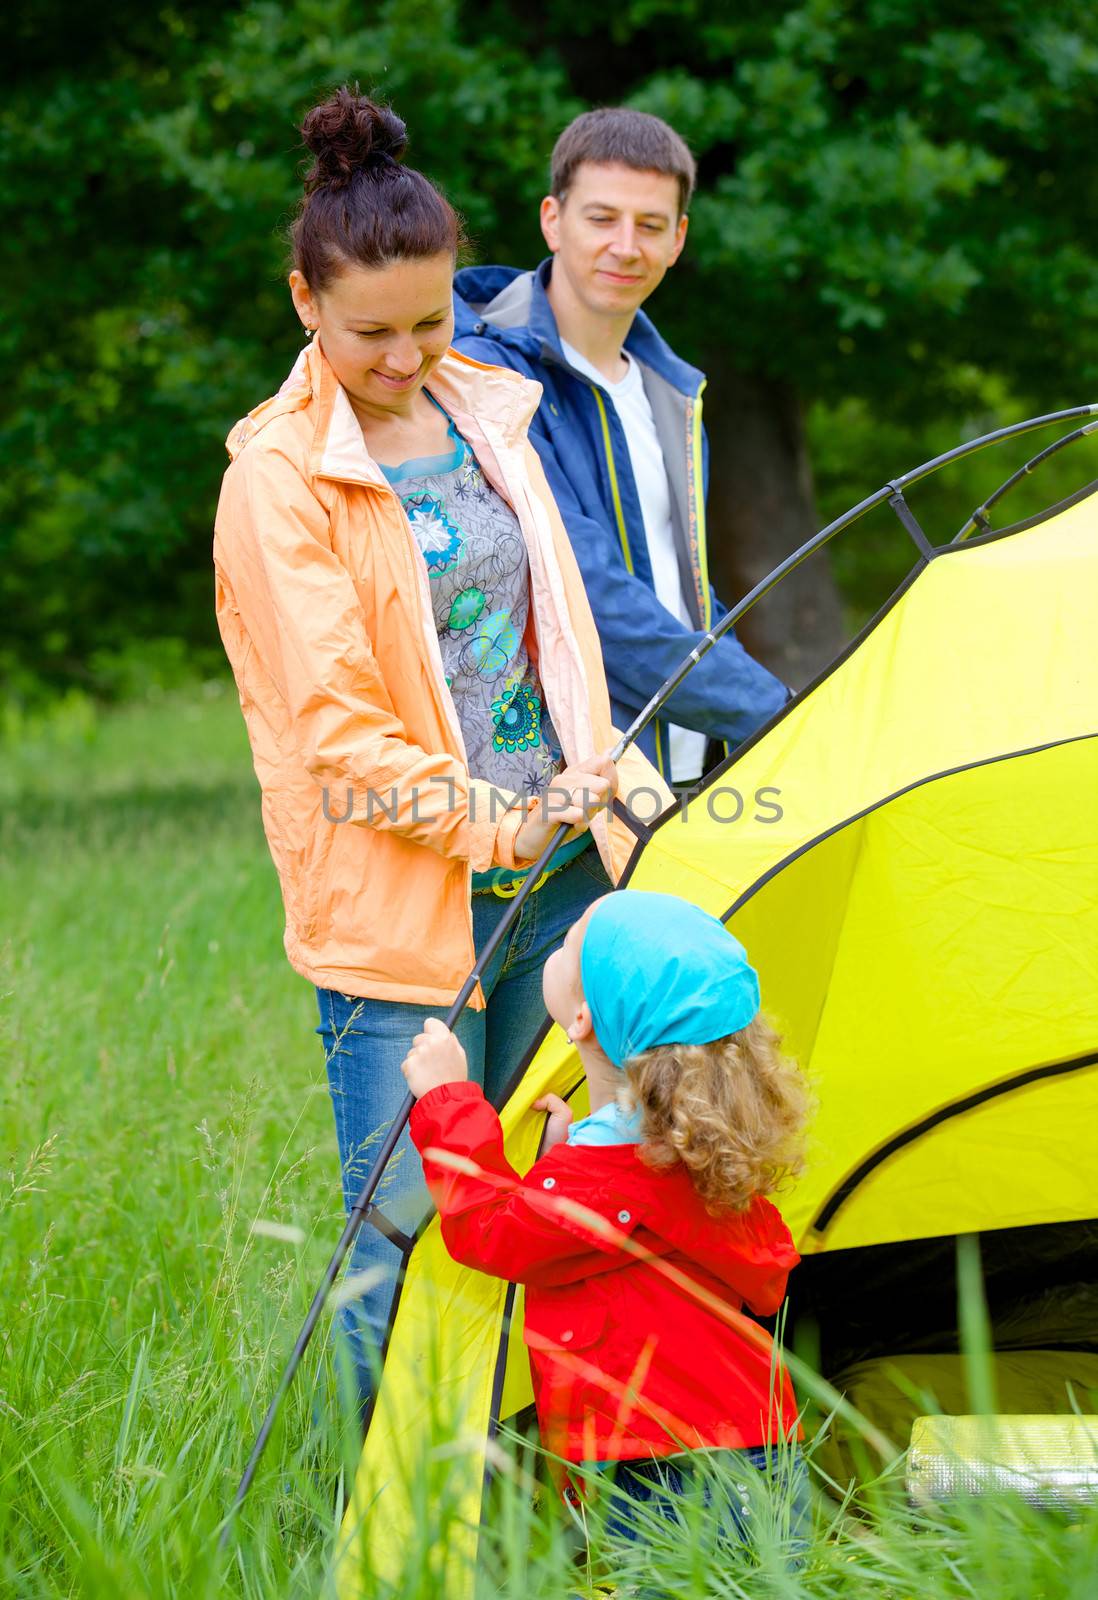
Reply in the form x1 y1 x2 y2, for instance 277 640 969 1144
409 1081 801 1463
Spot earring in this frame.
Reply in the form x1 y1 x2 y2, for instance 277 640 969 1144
302 324 316 341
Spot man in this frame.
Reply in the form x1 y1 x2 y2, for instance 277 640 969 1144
454 108 788 788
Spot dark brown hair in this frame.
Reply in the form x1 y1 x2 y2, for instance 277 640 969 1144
550 107 697 216
291 88 463 293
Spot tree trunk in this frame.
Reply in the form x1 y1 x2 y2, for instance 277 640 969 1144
704 368 845 691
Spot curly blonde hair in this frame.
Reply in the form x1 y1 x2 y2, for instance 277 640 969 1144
618 1015 812 1216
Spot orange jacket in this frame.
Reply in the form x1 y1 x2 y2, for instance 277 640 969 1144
213 341 670 1006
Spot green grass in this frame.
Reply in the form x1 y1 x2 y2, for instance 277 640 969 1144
2 682 1097 1597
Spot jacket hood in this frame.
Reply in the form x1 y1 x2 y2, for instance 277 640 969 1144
453 263 533 327
225 337 545 468
454 258 704 397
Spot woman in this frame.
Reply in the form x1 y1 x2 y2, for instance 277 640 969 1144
213 88 669 1407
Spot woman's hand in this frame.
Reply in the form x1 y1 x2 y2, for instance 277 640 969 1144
514 749 618 863
401 1017 469 1100
533 1092 574 1152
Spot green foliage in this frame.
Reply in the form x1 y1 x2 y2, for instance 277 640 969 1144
808 385 1098 628
614 1 1098 406
3 0 1098 702
1 0 572 702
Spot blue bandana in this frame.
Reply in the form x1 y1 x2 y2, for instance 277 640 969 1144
579 891 760 1068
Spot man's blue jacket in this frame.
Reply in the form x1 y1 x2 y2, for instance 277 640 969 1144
452 258 788 780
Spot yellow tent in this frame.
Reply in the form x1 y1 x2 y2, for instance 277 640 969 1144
334 450 1098 1596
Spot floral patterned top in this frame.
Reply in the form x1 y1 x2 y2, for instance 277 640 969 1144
380 400 584 885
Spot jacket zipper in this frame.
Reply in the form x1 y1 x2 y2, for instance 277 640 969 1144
366 475 480 979
688 381 728 765
591 387 635 575
689 379 711 631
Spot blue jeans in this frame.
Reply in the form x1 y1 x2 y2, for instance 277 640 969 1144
315 845 612 1413
575 1445 811 1560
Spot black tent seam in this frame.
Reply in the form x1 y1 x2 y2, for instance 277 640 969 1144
618 830 647 888
647 467 1097 836
360 728 1097 1444
360 1233 416 1443
810 1051 1098 1235
482 1072 644 1462
362 1140 543 1452
648 557 928 831
366 1018 585 1457
482 1071 590 1480
612 794 652 840
718 730 1098 923
947 474 1098 550
365 1204 415 1254
482 1281 519 1495
494 1012 556 1109
358 472 1098 1450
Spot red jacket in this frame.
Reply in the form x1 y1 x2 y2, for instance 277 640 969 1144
409 1082 801 1463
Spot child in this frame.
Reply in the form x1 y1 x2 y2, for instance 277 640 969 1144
400 889 811 1554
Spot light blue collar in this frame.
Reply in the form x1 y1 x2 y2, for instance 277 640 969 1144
566 1099 645 1147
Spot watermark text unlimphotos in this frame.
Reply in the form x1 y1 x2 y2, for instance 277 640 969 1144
320 778 783 827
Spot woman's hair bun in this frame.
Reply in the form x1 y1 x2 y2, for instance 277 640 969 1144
300 87 408 192
291 86 463 287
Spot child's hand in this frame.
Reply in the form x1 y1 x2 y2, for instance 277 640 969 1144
401 1018 468 1100
533 1093 574 1151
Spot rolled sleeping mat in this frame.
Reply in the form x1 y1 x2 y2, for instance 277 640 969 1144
907 1415 1098 1510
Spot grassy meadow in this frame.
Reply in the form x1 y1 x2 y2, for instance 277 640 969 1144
2 681 1097 1598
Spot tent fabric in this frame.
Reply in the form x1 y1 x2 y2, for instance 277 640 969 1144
812 1350 1098 1488
335 486 1098 1596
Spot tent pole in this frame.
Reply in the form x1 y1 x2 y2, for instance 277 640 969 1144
220 522 828 1542
953 418 1098 542
220 399 1098 1543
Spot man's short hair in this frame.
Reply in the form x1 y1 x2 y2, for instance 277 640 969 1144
550 108 696 216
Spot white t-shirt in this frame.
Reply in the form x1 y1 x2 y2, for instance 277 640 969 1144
561 338 708 783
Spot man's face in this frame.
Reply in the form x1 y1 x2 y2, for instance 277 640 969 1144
540 161 688 318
